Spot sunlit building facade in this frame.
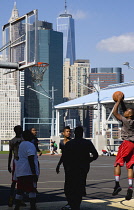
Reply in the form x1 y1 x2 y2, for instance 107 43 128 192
0 3 21 140
63 59 90 98
0 55 21 140
63 59 90 134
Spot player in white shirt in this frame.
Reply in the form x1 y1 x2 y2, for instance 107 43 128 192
8 125 26 207
14 130 39 210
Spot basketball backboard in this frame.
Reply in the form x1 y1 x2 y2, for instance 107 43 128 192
65 119 76 129
2 9 38 70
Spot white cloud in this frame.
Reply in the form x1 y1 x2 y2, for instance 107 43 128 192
72 10 88 20
96 33 134 53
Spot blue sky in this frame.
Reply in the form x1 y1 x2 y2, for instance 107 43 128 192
1 0 134 82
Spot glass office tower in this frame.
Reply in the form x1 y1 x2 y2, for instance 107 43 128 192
57 12 75 65
24 25 63 137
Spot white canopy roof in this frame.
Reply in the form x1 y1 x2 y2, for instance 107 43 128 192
55 82 134 109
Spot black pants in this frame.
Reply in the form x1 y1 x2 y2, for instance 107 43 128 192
64 167 89 210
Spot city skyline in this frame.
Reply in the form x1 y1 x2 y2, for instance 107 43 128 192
1 0 134 81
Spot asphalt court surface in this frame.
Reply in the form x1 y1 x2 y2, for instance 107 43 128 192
0 154 134 209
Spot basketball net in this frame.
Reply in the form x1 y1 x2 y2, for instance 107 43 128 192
29 62 49 82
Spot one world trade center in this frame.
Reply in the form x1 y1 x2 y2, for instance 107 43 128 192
57 0 76 65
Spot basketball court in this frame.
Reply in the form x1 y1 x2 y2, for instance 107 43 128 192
0 10 134 209
1 154 134 209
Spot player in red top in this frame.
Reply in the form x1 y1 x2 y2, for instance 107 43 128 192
112 93 134 200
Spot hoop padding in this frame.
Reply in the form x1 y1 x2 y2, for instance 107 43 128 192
29 62 49 82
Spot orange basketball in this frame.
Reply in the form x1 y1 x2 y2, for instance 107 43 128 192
112 91 124 102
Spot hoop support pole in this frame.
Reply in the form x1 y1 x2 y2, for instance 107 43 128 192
0 62 19 69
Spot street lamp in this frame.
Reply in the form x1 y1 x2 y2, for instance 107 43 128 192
68 76 101 135
67 76 97 92
123 62 134 70
27 85 55 137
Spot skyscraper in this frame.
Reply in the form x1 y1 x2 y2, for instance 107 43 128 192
24 22 63 137
90 67 124 88
8 1 19 22
0 3 21 140
3 2 25 126
63 59 90 133
63 59 90 99
57 0 75 65
0 57 21 140
7 2 21 93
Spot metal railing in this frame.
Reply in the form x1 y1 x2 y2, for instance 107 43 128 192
0 138 122 152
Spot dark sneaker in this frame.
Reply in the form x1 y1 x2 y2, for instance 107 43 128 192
8 196 14 207
125 188 133 200
20 200 27 206
112 186 122 196
14 200 21 210
35 188 39 194
14 205 20 210
61 204 71 209
30 207 37 210
82 189 87 197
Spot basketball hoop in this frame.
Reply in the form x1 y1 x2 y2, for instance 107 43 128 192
29 62 49 82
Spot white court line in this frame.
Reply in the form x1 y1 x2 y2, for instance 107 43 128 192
0 188 63 191
37 179 113 183
38 181 64 183
0 179 114 185
86 179 113 182
38 179 114 183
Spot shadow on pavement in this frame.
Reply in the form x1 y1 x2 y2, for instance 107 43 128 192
0 186 66 206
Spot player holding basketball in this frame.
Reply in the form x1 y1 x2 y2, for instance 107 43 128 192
112 92 134 200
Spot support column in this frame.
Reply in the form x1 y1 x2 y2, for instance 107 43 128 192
23 118 25 131
55 109 60 136
92 104 107 155
52 109 60 154
102 105 106 136
51 86 55 136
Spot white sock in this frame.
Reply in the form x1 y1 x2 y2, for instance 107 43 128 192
128 178 133 188
115 175 120 182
